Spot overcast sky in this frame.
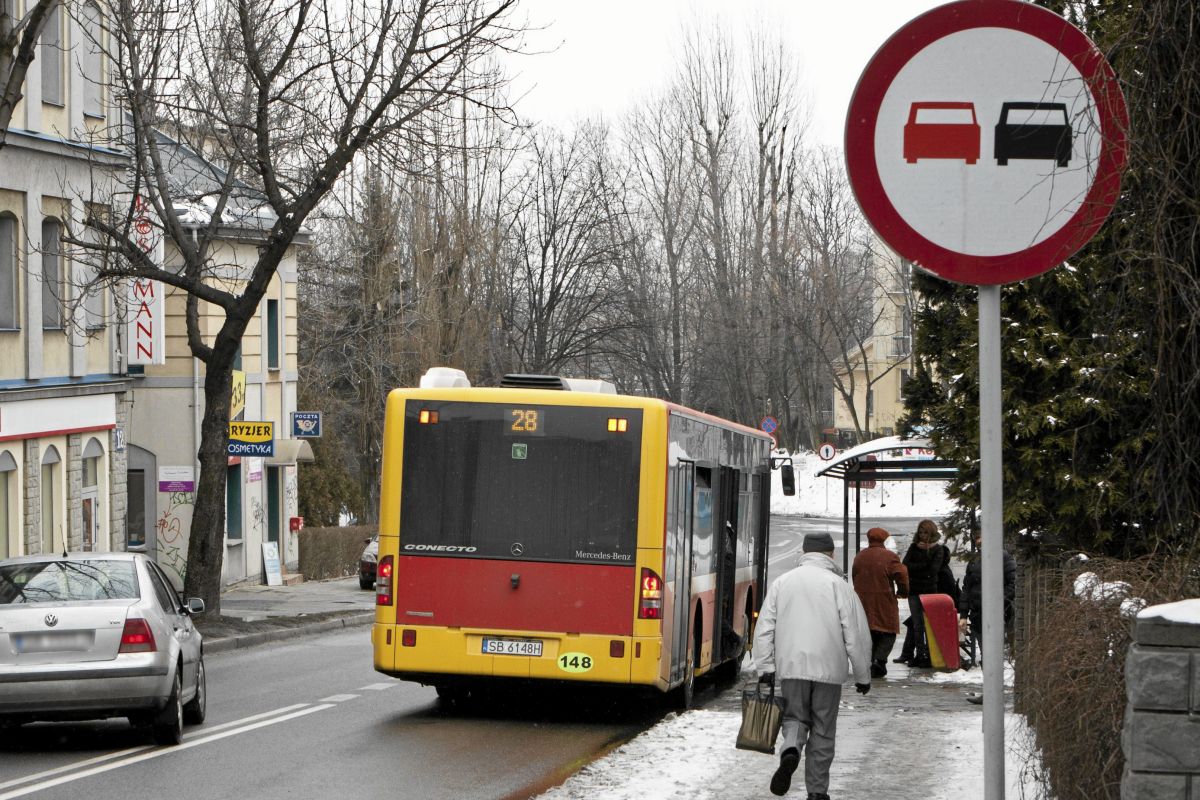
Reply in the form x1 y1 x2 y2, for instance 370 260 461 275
506 0 947 149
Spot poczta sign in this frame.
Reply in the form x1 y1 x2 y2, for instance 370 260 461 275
228 421 274 457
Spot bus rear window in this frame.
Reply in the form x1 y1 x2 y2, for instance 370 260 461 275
399 401 642 565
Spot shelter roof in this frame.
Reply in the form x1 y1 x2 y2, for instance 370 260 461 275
815 435 956 482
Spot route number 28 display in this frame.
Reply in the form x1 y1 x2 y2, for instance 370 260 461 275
508 408 543 435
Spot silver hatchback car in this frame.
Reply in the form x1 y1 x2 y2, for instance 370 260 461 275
0 552 206 745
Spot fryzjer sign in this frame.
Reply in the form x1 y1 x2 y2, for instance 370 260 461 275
228 421 275 457
845 0 1128 285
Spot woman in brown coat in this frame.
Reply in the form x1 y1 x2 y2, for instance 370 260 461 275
851 527 910 678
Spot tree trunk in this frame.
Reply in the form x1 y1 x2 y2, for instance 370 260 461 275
184 359 234 615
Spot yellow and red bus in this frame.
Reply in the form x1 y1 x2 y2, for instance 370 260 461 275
371 368 792 706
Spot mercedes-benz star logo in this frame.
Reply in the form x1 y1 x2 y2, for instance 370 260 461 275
44 614 58 627
510 542 525 557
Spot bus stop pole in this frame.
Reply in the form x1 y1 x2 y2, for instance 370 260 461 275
979 284 1005 799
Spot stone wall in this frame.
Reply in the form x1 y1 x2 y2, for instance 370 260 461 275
1122 599 1200 799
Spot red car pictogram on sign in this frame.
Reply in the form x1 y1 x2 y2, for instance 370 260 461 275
903 101 980 164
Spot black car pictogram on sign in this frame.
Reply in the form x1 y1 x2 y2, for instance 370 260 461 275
994 102 1072 167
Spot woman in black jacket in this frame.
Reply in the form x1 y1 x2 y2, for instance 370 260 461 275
900 519 948 667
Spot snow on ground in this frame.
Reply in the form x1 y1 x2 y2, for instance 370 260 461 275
770 450 958 519
537 706 1041 800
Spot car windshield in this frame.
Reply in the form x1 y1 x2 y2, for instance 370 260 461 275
0 560 140 604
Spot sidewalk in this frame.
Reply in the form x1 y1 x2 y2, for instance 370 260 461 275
197 576 376 653
536 658 1042 800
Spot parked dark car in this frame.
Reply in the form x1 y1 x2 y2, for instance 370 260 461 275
359 535 378 590
0 553 207 745
994 102 1072 167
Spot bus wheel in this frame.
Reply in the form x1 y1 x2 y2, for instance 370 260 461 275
717 612 750 683
666 629 697 710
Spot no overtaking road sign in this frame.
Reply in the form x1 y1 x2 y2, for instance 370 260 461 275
845 0 1128 285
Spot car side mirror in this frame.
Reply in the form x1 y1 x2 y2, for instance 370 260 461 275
781 464 796 497
186 597 206 615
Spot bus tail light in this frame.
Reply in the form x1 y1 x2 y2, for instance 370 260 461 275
402 629 416 647
610 640 625 658
376 555 394 606
639 568 663 619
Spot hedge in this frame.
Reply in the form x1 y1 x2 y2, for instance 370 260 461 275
297 525 376 581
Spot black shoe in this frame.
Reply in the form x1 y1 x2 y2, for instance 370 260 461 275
771 748 800 796
912 655 932 668
892 656 911 664
807 794 831 800
870 662 887 678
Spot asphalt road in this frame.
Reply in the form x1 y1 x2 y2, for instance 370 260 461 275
0 514 932 800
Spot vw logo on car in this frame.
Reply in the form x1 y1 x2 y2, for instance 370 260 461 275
44 613 58 627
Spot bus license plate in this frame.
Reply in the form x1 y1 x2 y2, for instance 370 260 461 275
481 637 543 657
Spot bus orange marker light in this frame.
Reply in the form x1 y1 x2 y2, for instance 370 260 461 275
402 629 416 647
419 410 430 423
607 418 618 432
638 567 663 619
419 410 439 424
618 418 627 432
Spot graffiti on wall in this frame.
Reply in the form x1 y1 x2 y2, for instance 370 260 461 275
156 492 194 586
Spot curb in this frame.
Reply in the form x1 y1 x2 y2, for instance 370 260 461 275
204 612 375 654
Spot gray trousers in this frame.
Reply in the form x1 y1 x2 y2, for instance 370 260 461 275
779 679 842 795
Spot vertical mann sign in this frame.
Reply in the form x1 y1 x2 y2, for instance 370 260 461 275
845 2 1128 797
126 195 165 365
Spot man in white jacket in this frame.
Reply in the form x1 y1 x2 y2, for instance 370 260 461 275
753 532 872 799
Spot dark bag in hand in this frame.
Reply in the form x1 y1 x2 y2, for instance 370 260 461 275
735 679 785 754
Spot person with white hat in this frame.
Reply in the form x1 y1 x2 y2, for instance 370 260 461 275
753 532 872 799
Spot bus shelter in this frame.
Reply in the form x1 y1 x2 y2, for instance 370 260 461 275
815 436 957 572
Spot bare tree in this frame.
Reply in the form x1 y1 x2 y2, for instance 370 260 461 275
68 0 518 613
0 0 57 150
791 148 903 444
618 86 700 402
498 124 629 375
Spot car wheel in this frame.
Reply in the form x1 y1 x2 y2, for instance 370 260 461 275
183 656 207 725
153 668 184 746
997 158 1008 166
359 575 374 591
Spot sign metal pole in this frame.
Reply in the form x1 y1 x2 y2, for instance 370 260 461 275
979 284 1005 798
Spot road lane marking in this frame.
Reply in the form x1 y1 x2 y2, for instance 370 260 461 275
319 694 359 703
0 703 311 792
0 746 154 791
358 683 395 691
0 704 334 799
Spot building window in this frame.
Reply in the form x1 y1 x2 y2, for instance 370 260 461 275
266 298 279 370
226 464 242 540
81 2 103 118
41 218 63 329
40 2 63 106
0 450 15 559
0 214 16 329
866 389 875 420
41 445 61 554
899 368 911 401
